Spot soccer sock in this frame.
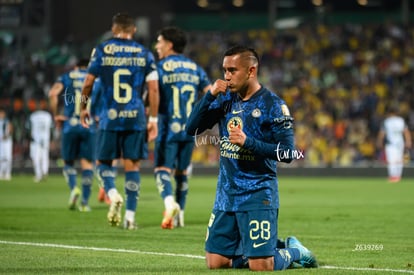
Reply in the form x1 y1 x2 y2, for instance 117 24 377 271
97 164 115 192
155 170 173 199
174 174 188 210
125 171 140 212
277 238 286 248
232 255 249 269
274 248 301 270
63 165 77 190
80 169 93 205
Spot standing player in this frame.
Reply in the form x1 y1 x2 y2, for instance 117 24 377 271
377 105 412 183
27 103 53 183
80 12 159 229
0 108 13 181
153 26 211 229
49 58 97 211
186 46 317 271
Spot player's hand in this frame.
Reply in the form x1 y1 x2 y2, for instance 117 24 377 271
210 79 228 97
53 115 67 129
147 121 158 142
80 110 90 128
229 127 246 146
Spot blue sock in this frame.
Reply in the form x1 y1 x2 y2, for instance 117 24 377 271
81 169 93 205
274 248 301 270
155 170 172 199
63 165 77 190
232 255 249 269
97 164 115 193
174 174 188 210
125 171 140 212
277 238 286 248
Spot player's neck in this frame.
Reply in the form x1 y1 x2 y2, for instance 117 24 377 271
238 83 261 101
115 32 133 39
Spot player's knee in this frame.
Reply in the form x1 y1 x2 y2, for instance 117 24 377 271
205 253 231 269
154 166 172 174
248 257 274 271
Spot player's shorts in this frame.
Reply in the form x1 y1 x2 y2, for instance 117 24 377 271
154 140 194 170
62 130 96 161
96 130 147 161
205 209 278 258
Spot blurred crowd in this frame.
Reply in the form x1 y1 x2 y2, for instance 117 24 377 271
1 21 414 168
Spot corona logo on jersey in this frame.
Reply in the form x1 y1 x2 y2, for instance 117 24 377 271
103 44 142 55
162 60 197 72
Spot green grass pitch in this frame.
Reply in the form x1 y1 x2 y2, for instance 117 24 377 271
0 174 413 274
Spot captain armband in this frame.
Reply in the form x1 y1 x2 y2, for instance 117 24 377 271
274 116 294 129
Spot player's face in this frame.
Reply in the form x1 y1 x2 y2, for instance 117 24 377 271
155 35 171 59
222 54 250 93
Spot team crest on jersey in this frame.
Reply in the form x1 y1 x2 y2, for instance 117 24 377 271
108 109 117 120
69 117 79 126
227 117 243 132
170 122 181 133
252 108 261 118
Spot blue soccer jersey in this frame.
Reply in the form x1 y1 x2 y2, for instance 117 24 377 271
187 86 295 212
58 68 96 133
88 38 157 131
157 54 210 142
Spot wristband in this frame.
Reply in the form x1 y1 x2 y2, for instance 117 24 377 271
149 116 158 123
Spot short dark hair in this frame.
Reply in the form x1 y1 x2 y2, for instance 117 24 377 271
76 58 89 68
158 26 187 54
112 12 134 29
224 45 260 66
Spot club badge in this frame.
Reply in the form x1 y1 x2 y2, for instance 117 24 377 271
227 117 243 131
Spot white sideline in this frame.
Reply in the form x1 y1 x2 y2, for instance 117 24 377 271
1 240 413 273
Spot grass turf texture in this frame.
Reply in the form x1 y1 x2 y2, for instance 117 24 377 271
0 174 413 274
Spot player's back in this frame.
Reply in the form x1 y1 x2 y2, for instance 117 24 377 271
0 117 10 139
157 54 210 141
384 116 405 147
60 68 90 132
88 38 156 131
29 110 53 142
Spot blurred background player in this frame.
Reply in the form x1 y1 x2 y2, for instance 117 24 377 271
49 58 97 211
0 108 13 181
153 26 211 229
27 102 53 183
80 12 159 229
377 105 412 183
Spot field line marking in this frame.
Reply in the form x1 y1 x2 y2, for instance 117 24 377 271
321 265 414 274
0 240 204 259
1 240 413 273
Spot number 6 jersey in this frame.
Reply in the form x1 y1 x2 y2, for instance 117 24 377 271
87 38 158 131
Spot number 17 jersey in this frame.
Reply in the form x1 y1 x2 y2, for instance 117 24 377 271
157 54 210 141
88 37 157 131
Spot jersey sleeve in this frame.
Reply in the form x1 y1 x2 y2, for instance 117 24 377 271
87 47 101 77
243 102 296 163
186 91 223 135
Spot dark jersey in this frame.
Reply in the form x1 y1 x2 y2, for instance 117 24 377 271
187 87 295 211
88 38 157 131
58 68 96 133
157 54 210 142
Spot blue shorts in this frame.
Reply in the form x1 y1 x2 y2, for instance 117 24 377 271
205 209 278 258
61 130 96 162
96 130 147 161
154 140 194 170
